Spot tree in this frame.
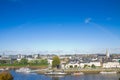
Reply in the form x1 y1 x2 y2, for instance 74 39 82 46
20 58 28 65
0 60 6 64
70 65 73 68
0 71 13 80
91 64 96 69
74 65 78 68
29 59 48 65
40 59 48 65
13 60 19 65
83 65 88 69
52 56 60 68
119 60 120 64
29 60 36 65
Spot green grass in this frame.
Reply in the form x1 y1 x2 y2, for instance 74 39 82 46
0 64 48 67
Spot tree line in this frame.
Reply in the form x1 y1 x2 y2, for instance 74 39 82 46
0 58 48 66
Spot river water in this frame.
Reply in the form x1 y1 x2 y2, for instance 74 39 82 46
10 70 120 80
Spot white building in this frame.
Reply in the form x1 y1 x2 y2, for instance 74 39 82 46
65 62 101 69
89 62 101 66
103 62 120 68
33 54 39 59
112 59 120 62
80 62 101 68
17 54 21 59
48 59 53 66
65 63 80 69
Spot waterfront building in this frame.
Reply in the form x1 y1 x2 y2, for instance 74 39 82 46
47 59 53 66
65 63 80 69
103 62 120 68
65 61 101 69
80 62 101 68
89 62 101 66
112 58 120 62
33 54 40 59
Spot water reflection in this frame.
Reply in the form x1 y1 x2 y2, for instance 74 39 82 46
51 77 59 80
9 70 120 80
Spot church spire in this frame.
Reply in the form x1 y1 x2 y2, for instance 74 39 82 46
106 49 110 58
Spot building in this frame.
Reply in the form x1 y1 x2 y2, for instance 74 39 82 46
64 61 101 69
103 62 120 68
106 49 110 58
65 63 80 69
48 59 53 66
33 54 40 59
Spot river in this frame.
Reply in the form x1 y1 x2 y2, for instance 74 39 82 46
10 70 120 80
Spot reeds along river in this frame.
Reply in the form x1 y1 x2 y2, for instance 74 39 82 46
10 70 120 80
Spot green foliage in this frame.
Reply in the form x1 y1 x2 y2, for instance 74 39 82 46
74 65 78 68
52 56 60 68
0 58 48 67
119 60 120 63
13 60 19 65
19 58 28 65
29 60 38 65
41 59 48 65
70 65 73 68
29 59 48 65
83 65 88 68
0 71 13 80
0 60 10 65
0 60 6 64
91 64 96 68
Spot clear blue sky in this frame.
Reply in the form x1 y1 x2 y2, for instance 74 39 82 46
0 0 120 51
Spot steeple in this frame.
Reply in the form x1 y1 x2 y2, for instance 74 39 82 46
106 49 110 58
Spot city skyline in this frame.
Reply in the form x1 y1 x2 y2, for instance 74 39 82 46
0 48 120 55
0 0 120 52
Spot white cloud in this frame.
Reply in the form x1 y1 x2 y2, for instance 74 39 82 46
85 18 91 24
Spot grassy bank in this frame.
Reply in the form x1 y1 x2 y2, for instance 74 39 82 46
64 70 100 74
64 68 120 74
0 64 48 69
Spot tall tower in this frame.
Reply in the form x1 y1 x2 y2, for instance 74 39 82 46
106 49 110 58
2 52 5 58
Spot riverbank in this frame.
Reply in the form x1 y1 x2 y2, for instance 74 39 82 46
37 68 120 74
9 70 120 80
1 66 120 75
65 68 120 74
65 70 100 74
0 65 48 69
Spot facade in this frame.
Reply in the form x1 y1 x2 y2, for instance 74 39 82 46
33 54 39 59
89 62 101 66
80 62 101 68
47 59 53 66
64 62 101 69
65 63 80 69
103 62 120 68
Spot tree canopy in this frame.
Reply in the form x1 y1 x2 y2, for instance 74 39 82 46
119 60 120 63
91 64 96 68
52 56 60 68
29 59 48 65
20 58 28 65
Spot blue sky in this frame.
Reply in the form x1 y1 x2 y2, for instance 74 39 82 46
0 0 120 52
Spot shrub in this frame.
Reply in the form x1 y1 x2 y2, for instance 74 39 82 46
91 64 96 69
0 71 13 80
83 65 88 68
